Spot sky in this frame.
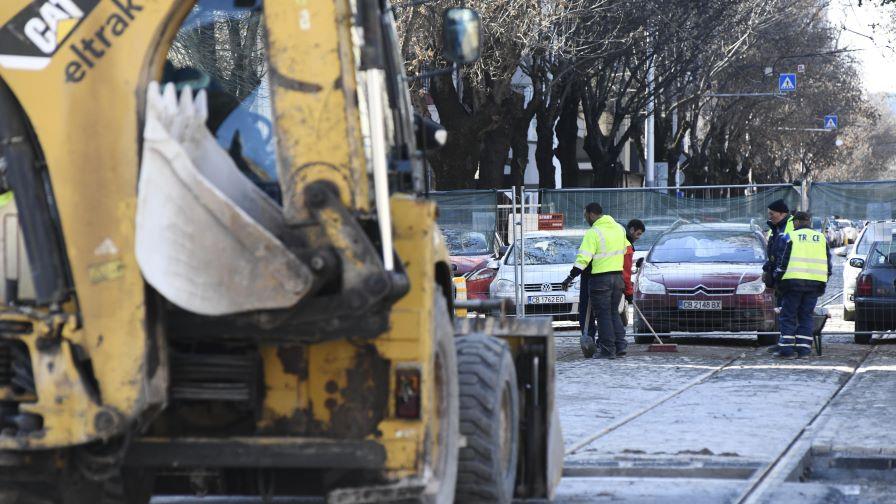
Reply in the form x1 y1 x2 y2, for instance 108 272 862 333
828 0 896 95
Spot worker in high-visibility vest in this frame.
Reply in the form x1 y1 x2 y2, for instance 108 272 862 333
763 199 794 291
771 211 831 358
562 202 628 359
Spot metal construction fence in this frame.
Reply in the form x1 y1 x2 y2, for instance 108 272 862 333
433 181 896 344
808 181 896 222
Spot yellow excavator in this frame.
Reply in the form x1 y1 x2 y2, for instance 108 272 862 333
0 0 561 502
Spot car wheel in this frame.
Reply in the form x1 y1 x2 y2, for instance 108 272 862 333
855 316 872 345
633 313 659 344
843 309 855 322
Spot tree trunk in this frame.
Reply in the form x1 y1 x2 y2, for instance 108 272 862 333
478 125 511 189
535 109 556 188
555 86 581 188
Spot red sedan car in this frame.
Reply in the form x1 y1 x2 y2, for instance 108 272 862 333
633 223 778 345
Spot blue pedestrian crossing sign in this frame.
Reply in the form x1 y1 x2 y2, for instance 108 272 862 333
778 73 797 92
824 114 838 130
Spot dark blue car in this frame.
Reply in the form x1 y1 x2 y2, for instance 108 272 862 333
853 235 896 344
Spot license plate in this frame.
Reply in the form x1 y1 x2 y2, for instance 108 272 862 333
678 300 722 310
528 295 566 304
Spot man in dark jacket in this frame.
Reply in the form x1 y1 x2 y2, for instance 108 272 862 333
772 212 831 358
763 199 794 290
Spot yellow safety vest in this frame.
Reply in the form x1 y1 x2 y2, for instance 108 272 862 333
574 215 627 274
782 229 828 282
766 215 794 240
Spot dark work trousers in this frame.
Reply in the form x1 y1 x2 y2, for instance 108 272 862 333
578 273 597 339
589 273 627 356
778 289 819 357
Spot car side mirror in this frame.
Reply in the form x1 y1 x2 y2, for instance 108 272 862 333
486 259 501 269
442 8 481 65
849 258 865 269
635 257 644 269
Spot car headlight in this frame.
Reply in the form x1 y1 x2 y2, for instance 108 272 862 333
493 279 515 296
736 277 766 295
638 275 666 294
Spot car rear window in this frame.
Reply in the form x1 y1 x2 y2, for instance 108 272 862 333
868 240 896 268
506 236 583 265
649 231 766 263
856 223 896 256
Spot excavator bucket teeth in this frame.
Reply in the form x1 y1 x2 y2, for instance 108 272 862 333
136 82 313 316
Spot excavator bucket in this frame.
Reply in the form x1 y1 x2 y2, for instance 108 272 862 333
136 82 313 316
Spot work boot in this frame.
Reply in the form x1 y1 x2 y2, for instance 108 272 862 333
773 351 796 359
594 353 616 360
617 351 627 357
766 345 779 354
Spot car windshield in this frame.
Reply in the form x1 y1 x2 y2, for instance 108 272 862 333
648 230 766 263
442 229 490 256
506 235 583 265
635 227 667 251
856 223 896 256
868 240 896 268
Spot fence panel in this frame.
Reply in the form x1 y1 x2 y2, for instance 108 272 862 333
808 181 896 221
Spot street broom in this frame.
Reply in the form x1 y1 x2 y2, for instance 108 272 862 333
631 301 678 353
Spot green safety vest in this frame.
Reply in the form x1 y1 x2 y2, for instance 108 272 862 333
782 229 828 282
574 215 627 274
766 215 794 240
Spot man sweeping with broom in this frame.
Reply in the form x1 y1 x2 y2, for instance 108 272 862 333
562 203 628 359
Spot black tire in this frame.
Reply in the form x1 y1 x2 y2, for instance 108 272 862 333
633 313 657 344
855 316 872 344
425 289 459 504
8 469 153 504
757 333 779 346
454 334 519 504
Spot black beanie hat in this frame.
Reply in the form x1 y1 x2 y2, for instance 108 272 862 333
767 199 789 213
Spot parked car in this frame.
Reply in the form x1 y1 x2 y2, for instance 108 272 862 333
852 234 896 344
463 263 500 301
442 227 497 276
823 217 844 247
835 219 858 244
842 221 896 321
488 230 627 321
633 223 777 344
490 230 585 319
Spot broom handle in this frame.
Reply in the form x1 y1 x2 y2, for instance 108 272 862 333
631 301 665 345
583 298 592 337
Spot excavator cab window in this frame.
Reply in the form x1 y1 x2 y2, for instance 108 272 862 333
164 0 280 202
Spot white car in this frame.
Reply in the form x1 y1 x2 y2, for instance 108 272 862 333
489 229 627 320
835 219 858 244
842 221 896 321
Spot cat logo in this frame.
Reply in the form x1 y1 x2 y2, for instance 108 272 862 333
0 0 100 71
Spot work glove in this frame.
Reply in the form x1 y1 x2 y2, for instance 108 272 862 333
625 294 633 303
561 276 573 292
